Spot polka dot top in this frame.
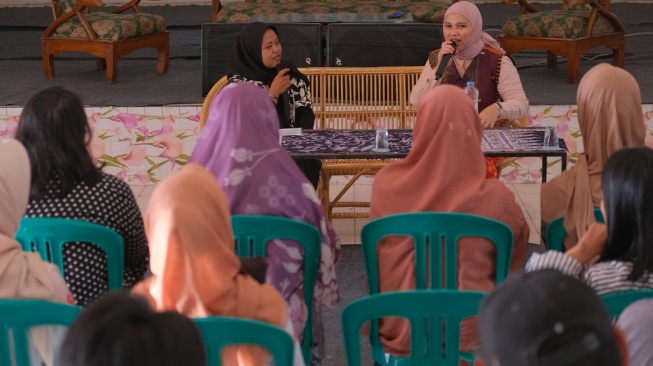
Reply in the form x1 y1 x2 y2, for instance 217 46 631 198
25 172 149 306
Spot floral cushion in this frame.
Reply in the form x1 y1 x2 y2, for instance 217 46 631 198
53 12 166 41
502 9 616 38
216 1 450 23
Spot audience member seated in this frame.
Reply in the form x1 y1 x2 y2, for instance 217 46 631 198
409 1 528 128
15 87 149 306
190 82 339 363
226 22 321 188
0 139 72 366
59 292 205 366
477 269 629 366
617 298 653 366
527 147 653 295
370 85 529 357
540 64 646 249
131 163 304 366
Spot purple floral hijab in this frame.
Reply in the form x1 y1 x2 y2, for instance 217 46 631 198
190 82 340 344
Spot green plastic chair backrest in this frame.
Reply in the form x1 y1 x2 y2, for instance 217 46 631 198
230 215 320 365
342 290 486 366
361 212 514 294
0 299 82 366
16 218 125 290
545 208 604 252
194 316 295 366
601 290 653 318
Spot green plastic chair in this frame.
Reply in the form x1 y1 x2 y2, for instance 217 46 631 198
0 299 82 366
230 215 321 365
16 218 125 290
601 290 653 318
342 290 486 366
194 316 295 366
360 212 514 365
545 208 604 252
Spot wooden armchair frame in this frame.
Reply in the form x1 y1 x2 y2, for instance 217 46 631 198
498 0 624 83
42 0 169 83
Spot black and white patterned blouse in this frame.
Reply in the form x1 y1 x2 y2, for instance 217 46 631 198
526 251 653 295
25 172 149 306
228 74 314 129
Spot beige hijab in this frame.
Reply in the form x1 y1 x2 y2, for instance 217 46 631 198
541 63 645 248
0 139 60 300
370 85 529 355
132 163 288 366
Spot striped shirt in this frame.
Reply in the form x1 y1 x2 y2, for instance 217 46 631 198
526 251 653 295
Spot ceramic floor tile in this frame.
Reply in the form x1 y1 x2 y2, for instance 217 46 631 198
353 184 372 202
331 219 356 237
136 197 150 215
513 183 542 195
130 185 145 197
518 193 540 220
338 236 359 245
527 219 541 244
140 185 157 197
329 184 355 202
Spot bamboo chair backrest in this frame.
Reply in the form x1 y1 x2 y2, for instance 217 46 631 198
298 66 422 130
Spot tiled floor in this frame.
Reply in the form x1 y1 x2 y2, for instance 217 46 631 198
130 177 542 245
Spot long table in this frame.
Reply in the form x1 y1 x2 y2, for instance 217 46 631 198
282 128 568 182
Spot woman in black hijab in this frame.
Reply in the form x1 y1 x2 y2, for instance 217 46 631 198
227 22 321 188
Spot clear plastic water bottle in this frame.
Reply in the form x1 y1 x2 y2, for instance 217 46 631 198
464 81 479 112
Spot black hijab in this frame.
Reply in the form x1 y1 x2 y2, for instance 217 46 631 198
226 22 309 86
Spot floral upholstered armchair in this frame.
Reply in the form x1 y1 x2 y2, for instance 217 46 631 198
42 0 169 83
498 0 624 83
212 0 458 24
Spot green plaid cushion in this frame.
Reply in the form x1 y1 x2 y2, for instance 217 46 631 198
217 0 450 23
502 9 616 38
53 12 166 41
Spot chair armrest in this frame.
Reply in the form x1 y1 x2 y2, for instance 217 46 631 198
212 0 222 23
502 0 539 15
78 0 105 7
113 0 142 14
42 0 102 38
582 0 624 34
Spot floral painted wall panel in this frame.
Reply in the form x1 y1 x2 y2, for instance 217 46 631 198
1 104 652 185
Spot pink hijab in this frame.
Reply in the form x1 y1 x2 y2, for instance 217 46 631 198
541 64 645 248
370 85 529 355
446 1 504 59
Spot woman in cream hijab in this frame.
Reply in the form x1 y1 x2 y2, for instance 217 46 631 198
370 85 529 357
132 163 303 366
0 139 72 365
541 64 646 250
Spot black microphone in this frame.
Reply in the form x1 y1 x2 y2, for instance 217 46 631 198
435 41 456 81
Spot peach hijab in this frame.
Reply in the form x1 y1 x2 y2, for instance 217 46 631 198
541 64 645 248
370 85 528 354
132 163 288 366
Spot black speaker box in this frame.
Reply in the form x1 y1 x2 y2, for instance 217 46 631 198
201 23 322 96
326 23 443 67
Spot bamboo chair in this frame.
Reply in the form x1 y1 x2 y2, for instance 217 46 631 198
498 0 624 84
42 0 169 83
200 75 229 131
299 66 422 221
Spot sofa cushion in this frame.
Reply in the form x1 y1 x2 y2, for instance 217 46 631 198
216 1 450 23
53 12 166 41
502 9 616 38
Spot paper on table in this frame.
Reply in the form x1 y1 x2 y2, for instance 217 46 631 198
280 128 303 136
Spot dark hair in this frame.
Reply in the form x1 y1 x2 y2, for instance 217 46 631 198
599 147 653 281
59 292 206 366
15 86 100 200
